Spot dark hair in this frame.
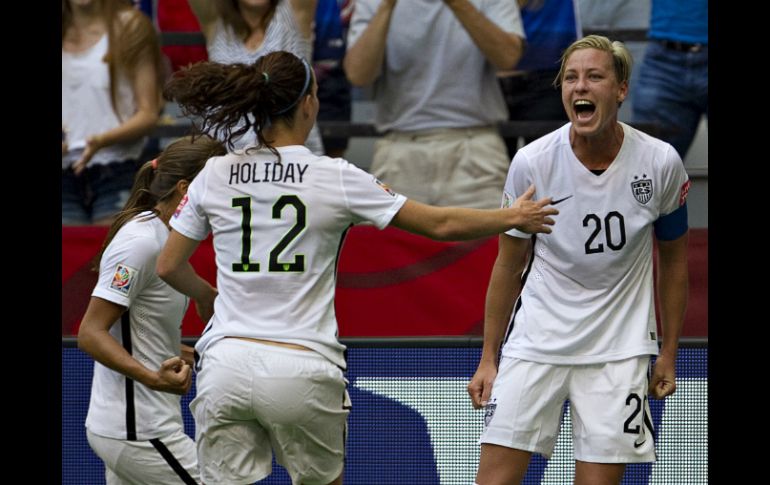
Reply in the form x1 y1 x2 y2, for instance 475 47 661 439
62 0 163 121
163 51 314 158
216 0 279 41
94 135 226 269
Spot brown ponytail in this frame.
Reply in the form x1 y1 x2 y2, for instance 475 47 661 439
164 51 313 159
93 135 226 270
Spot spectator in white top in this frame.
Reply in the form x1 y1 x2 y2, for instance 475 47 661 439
187 0 325 155
62 0 164 225
344 0 526 209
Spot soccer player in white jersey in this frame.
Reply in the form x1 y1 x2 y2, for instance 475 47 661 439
77 135 226 484
157 50 559 485
467 35 691 485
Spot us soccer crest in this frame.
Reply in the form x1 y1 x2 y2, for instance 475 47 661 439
631 175 653 204
483 399 498 427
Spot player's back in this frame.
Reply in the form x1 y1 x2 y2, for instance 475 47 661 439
176 144 406 367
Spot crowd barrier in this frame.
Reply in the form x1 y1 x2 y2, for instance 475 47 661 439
62 338 707 485
62 226 708 338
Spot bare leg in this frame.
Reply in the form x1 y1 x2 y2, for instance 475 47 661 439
574 461 626 485
475 443 532 485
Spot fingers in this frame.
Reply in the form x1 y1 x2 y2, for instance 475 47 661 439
543 207 559 216
468 376 495 409
182 366 193 393
651 380 676 399
480 381 493 408
170 364 192 395
649 375 677 399
158 357 193 393
161 356 183 370
467 382 483 409
519 184 536 200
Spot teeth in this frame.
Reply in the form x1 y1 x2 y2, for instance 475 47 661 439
574 100 594 107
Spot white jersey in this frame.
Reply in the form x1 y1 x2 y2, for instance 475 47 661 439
171 145 407 369
86 213 189 441
501 122 690 364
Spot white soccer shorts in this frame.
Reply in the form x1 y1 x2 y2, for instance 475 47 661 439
86 428 199 484
480 355 656 463
191 338 350 484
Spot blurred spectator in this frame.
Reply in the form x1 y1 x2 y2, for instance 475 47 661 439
313 0 353 158
577 0 648 33
344 0 525 209
157 0 209 72
62 0 164 225
632 0 707 160
499 0 580 159
132 0 153 16
187 0 325 155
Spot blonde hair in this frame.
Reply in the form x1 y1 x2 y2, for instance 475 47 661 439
554 34 633 87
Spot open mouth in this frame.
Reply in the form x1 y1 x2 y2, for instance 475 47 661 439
573 100 595 121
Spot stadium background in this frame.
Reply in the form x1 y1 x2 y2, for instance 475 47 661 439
63 227 708 484
62 1 708 482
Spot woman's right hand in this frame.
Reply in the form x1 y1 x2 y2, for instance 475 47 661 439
510 185 558 234
152 356 193 395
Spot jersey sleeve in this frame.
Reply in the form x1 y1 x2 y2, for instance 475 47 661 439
91 230 159 308
653 145 691 241
503 151 535 239
338 159 407 229
658 145 691 216
169 162 212 241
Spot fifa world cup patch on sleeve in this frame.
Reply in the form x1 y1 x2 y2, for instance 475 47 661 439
373 177 396 197
502 191 514 208
679 180 691 206
110 263 137 296
174 194 189 218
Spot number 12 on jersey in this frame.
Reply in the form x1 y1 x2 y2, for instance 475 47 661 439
231 195 307 273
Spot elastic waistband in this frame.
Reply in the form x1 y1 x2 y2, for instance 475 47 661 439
220 336 326 359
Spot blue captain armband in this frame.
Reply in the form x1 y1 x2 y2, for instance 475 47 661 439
654 202 688 241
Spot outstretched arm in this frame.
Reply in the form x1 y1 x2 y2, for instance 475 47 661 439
157 230 218 324
343 0 397 86
650 232 689 399
187 0 220 40
389 185 557 241
443 0 524 70
78 297 192 395
467 234 530 408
